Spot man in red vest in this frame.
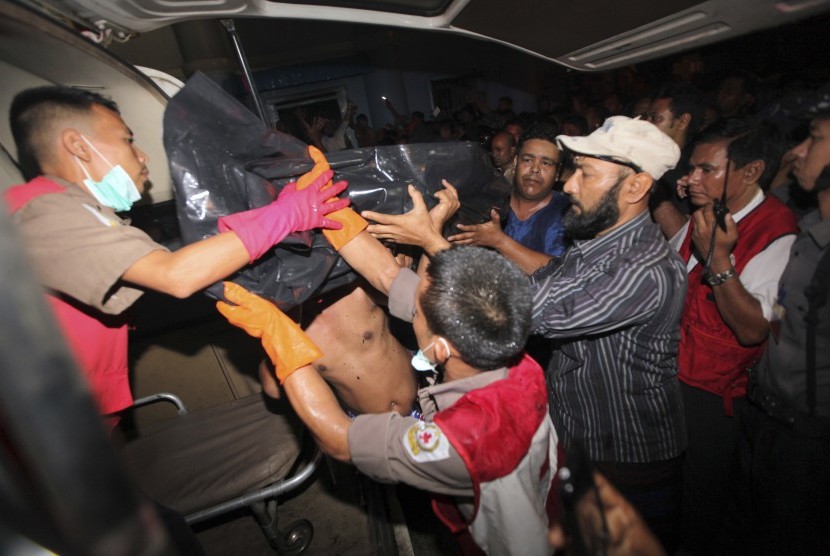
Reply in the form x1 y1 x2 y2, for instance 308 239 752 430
5 86 351 430
670 118 798 554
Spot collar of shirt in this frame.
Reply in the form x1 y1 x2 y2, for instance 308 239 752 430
731 188 765 223
45 174 129 227
671 189 765 271
803 209 830 249
418 367 509 417
572 209 651 259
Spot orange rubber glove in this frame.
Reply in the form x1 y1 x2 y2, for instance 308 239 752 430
216 282 322 383
297 145 368 250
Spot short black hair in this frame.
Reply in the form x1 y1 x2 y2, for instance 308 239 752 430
720 71 758 98
517 121 561 153
421 246 531 370
10 86 120 179
697 118 784 190
654 83 704 132
560 113 588 136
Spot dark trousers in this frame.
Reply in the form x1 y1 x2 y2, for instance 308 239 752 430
732 401 830 556
679 383 745 555
595 456 683 555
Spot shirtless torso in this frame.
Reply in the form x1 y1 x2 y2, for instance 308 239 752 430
260 281 417 416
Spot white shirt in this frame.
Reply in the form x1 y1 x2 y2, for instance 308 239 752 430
669 189 796 321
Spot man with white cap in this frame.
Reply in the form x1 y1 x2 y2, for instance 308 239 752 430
525 116 687 553
362 116 688 552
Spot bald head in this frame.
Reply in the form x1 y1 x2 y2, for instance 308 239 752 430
491 131 517 170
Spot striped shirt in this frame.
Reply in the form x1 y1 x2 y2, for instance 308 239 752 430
529 210 687 463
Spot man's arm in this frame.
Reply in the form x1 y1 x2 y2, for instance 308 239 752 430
216 282 353 460
692 206 784 346
337 230 402 296
650 177 690 240
123 172 348 298
448 209 553 274
121 232 250 298
282 365 353 462
530 256 666 339
336 180 460 292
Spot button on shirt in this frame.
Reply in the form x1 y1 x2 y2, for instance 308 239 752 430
529 211 687 463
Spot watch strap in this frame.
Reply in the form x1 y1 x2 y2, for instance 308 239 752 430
705 267 736 286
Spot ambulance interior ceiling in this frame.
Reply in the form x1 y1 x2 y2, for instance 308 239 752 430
3 0 830 201
20 0 830 70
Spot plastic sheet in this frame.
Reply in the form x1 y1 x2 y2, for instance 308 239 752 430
164 72 511 308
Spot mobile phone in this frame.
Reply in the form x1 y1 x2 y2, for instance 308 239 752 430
558 441 609 556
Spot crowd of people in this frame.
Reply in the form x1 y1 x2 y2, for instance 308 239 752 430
5 46 830 556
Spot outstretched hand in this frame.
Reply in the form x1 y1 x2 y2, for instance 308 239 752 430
217 168 350 262
430 179 461 229
216 282 322 383
361 183 451 255
277 169 351 231
448 208 505 248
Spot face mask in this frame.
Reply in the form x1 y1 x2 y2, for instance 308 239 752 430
411 342 437 372
75 135 141 212
410 338 450 372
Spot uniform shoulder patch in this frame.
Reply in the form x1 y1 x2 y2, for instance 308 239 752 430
403 421 451 463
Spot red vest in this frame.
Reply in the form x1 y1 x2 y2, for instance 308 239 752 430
431 353 557 554
5 177 132 426
677 195 797 415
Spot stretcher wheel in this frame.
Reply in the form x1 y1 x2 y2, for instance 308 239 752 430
272 518 313 555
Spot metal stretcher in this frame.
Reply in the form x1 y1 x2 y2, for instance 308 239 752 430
120 393 320 554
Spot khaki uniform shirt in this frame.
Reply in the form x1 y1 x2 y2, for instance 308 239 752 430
10 176 165 313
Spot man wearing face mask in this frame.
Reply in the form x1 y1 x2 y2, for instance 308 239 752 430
4 86 356 429
218 239 559 555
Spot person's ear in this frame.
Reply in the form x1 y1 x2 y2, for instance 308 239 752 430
740 160 765 185
677 112 692 132
61 129 91 162
434 337 453 365
622 172 653 205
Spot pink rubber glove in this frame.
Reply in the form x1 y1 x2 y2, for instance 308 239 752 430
218 169 350 262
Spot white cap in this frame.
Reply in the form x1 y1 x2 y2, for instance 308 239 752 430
556 116 681 180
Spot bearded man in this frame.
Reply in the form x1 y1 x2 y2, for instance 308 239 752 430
362 116 687 552
524 117 687 553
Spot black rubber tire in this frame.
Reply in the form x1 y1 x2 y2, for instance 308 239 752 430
271 519 313 555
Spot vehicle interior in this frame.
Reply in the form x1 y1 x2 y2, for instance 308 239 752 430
1 0 829 553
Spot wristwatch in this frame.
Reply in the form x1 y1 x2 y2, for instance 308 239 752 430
705 267 736 286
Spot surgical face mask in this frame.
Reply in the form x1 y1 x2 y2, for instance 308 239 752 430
75 135 141 212
410 338 450 372
411 342 437 372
